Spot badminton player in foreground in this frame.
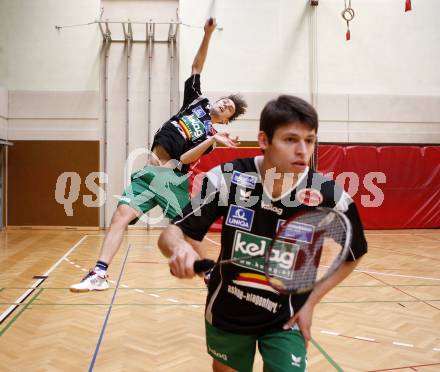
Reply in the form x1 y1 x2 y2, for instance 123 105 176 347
158 95 368 372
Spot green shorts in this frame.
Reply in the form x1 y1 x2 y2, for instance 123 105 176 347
118 166 190 224
205 321 307 372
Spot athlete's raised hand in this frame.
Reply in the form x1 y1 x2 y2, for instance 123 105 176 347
214 132 240 148
204 17 217 34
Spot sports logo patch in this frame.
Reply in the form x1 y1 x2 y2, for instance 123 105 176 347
276 219 315 243
296 188 323 206
179 114 205 140
226 205 254 231
203 120 213 135
231 231 298 278
231 171 257 189
261 201 283 215
192 105 206 118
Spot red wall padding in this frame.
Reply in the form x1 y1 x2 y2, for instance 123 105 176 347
191 145 440 229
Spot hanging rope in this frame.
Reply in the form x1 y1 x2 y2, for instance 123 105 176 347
342 0 355 41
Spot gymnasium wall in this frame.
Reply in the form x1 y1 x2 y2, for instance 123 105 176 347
3 0 101 141
0 0 6 87
8 141 100 227
0 87 6 139
0 1 7 139
99 0 180 228
179 0 440 143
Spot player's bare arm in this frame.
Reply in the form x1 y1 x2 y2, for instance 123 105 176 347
191 18 217 75
180 133 240 164
158 224 200 278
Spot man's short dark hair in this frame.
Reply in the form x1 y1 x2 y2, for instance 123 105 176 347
259 95 318 142
225 94 247 122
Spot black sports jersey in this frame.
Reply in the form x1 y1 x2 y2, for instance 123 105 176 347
173 156 368 334
152 74 216 173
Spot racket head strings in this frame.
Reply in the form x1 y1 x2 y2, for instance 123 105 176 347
264 208 352 294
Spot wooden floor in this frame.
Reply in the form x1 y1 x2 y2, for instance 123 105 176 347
0 228 439 371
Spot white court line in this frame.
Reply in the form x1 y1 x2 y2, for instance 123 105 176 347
0 235 89 323
320 330 340 336
205 236 221 246
354 336 376 342
434 348 440 352
392 342 414 348
354 268 440 282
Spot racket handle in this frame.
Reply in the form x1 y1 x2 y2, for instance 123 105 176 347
208 18 213 26
194 259 215 273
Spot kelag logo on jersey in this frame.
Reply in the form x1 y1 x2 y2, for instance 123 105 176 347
179 115 205 140
226 205 254 231
276 219 314 243
231 231 297 279
192 105 206 118
231 171 257 189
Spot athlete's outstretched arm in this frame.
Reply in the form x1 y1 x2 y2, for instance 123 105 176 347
180 132 240 164
191 18 217 75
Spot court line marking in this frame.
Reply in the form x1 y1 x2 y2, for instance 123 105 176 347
0 303 206 306
354 336 376 342
366 362 440 371
364 272 440 311
354 269 440 282
319 329 439 352
89 244 132 372
1 298 440 306
0 288 44 336
320 330 340 336
0 235 89 324
392 341 413 348
310 338 343 371
205 235 440 282
18 231 433 361
0 284 438 290
205 236 221 246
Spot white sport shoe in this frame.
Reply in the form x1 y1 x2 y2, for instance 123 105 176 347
69 270 109 292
